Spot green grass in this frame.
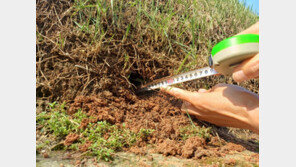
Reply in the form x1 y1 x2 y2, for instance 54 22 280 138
180 108 212 141
179 125 212 140
70 0 258 73
36 0 259 100
36 102 154 161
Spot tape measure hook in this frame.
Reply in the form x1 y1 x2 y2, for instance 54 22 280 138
208 55 213 67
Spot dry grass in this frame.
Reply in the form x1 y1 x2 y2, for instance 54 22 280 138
36 0 258 101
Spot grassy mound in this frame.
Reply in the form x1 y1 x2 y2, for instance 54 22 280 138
36 0 258 101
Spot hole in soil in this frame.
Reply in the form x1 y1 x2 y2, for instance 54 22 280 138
129 71 145 89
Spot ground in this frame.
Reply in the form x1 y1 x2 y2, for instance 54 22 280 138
36 0 259 166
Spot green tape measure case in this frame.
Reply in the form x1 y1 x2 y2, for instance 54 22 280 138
209 34 259 75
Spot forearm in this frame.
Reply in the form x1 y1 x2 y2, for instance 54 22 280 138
247 108 259 134
224 108 259 134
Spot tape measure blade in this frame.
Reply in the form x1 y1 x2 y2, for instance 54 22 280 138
142 67 217 91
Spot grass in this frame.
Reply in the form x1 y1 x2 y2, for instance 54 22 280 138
70 0 258 68
179 125 212 140
36 0 259 100
36 102 154 161
181 108 212 141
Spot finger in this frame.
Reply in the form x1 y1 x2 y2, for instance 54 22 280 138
181 103 210 122
181 101 202 116
232 53 259 82
211 83 229 92
198 88 208 93
160 86 197 103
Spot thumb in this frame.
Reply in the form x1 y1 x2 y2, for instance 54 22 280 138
232 53 259 82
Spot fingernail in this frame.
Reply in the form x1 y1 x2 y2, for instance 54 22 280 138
198 89 207 93
233 70 248 82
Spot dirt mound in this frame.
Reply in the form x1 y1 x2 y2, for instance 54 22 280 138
64 92 253 159
181 136 205 158
156 139 182 156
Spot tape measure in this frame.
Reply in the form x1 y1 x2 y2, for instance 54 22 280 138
139 34 259 92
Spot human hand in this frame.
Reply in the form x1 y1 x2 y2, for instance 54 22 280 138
232 53 259 82
160 84 259 134
232 21 259 82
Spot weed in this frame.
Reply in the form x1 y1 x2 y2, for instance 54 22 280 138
138 128 155 139
36 111 50 126
47 111 79 137
48 101 57 110
36 143 46 152
58 33 66 50
68 143 79 151
180 125 212 140
85 121 154 161
36 102 155 161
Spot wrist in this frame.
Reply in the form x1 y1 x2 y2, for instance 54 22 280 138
247 108 259 134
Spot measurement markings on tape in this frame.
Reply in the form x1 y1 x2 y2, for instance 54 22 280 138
142 67 217 91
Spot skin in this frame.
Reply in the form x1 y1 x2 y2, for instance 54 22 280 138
233 21 259 82
160 22 259 134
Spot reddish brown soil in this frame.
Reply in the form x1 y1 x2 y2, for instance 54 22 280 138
41 150 49 158
66 90 256 160
64 133 80 146
219 142 246 154
79 140 92 152
181 136 205 158
156 139 182 156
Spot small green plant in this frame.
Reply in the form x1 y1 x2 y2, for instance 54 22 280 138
58 33 66 50
47 111 79 137
137 128 155 139
85 121 154 161
72 109 88 125
68 143 79 151
36 111 50 126
36 143 46 152
180 125 212 140
36 102 155 161
48 101 57 110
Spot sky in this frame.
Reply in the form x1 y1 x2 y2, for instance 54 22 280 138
239 0 259 15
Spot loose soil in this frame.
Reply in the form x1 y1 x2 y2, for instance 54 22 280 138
64 91 258 162
64 133 80 146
